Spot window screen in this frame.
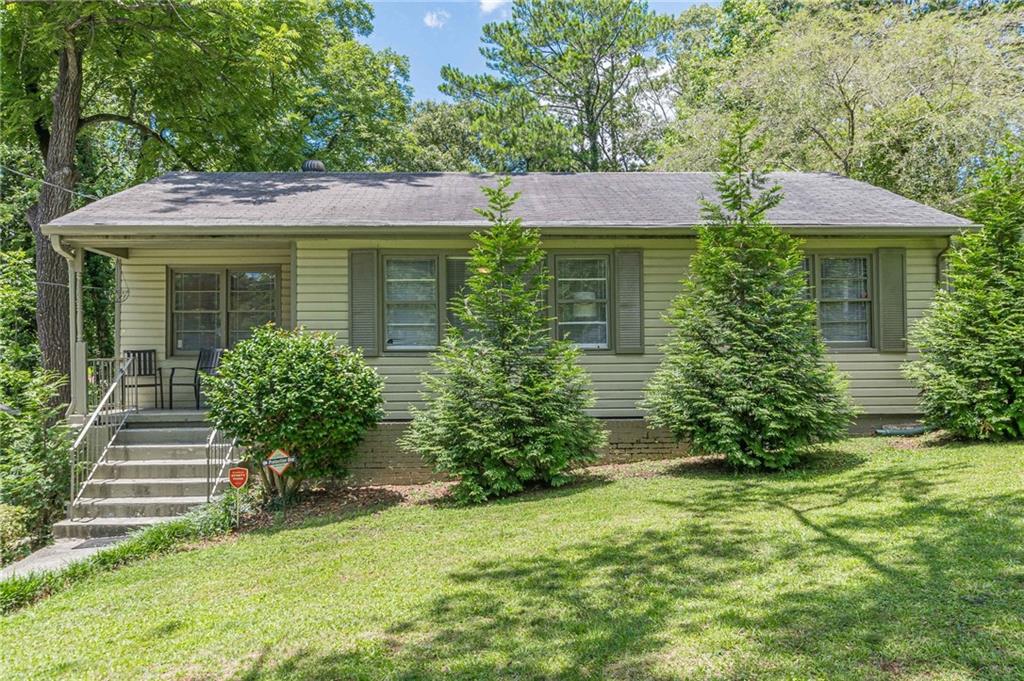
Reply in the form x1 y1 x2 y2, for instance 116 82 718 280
818 256 871 345
556 256 610 349
384 257 438 349
228 270 278 346
172 272 222 352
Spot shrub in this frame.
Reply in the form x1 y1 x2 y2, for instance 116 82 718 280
905 140 1024 439
0 491 249 615
642 120 855 469
0 249 39 370
0 504 30 565
204 325 384 494
0 366 69 543
401 178 606 504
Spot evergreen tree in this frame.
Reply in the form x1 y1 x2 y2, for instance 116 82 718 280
905 139 1024 439
642 120 854 469
401 179 606 503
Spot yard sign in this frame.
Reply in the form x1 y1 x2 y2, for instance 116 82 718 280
228 467 249 489
264 449 295 477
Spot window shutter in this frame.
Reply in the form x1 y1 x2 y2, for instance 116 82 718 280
348 250 379 357
614 249 644 354
877 247 907 353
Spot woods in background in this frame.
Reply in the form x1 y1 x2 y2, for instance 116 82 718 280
2 0 1022 387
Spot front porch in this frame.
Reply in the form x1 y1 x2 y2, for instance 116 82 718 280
55 237 294 418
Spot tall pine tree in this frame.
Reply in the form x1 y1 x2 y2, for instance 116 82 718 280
401 179 606 503
642 120 854 469
905 139 1024 439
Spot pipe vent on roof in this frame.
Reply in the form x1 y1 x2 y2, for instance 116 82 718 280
301 159 326 172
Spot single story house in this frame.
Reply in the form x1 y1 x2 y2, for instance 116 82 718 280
44 170 972 477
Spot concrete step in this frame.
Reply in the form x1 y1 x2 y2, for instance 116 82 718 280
93 459 209 479
71 496 208 518
106 444 208 461
124 410 208 428
113 427 211 446
53 516 165 539
82 477 213 498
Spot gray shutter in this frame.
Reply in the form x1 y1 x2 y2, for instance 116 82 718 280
877 247 907 353
446 257 470 328
614 249 644 354
348 250 379 356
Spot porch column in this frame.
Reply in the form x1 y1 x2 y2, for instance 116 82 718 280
67 247 87 416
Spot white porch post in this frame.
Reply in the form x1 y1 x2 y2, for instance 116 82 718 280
68 247 87 416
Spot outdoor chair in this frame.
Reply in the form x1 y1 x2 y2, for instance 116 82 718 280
169 348 223 410
122 349 163 409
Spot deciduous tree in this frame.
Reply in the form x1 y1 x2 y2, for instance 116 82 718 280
2 1 409 387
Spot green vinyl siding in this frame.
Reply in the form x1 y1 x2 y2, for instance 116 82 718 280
291 236 943 419
112 237 942 417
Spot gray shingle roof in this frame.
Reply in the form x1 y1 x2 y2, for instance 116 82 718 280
46 171 971 231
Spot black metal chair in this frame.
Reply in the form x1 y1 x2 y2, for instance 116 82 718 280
169 348 223 410
122 349 163 409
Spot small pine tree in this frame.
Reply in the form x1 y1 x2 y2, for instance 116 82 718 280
642 120 855 469
905 140 1024 439
401 178 606 504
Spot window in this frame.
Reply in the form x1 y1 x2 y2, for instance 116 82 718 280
170 268 278 354
803 255 872 347
172 272 222 353
384 257 438 349
555 255 610 349
228 271 278 346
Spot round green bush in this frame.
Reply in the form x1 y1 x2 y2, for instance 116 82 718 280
205 325 384 481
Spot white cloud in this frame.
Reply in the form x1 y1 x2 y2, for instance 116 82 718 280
423 9 451 29
479 0 509 14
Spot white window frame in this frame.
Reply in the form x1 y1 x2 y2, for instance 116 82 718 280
168 266 280 356
804 254 874 349
382 255 441 351
554 254 611 351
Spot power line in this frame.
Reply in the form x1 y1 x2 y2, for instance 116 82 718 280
0 164 102 201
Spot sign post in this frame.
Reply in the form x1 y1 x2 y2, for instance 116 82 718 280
228 466 248 527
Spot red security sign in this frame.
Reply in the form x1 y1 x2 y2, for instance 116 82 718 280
228 467 249 489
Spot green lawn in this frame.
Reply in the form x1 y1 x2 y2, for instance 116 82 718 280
2 438 1023 680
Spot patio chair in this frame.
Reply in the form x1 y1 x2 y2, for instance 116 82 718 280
169 348 224 410
122 349 163 409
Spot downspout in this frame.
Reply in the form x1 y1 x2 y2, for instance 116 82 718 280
49 235 87 419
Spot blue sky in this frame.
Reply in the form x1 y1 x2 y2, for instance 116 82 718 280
363 1 706 102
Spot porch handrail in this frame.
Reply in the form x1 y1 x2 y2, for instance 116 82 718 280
69 355 138 519
205 426 239 502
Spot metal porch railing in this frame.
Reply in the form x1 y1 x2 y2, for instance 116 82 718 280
206 427 239 501
70 355 137 520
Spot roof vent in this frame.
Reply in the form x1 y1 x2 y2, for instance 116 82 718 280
302 159 326 172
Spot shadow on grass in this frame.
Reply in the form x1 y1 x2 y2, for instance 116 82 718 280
234 455 1024 680
247 487 407 536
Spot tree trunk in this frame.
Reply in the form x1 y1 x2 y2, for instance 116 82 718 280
31 39 83 402
586 121 600 172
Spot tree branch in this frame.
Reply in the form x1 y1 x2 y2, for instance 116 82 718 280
77 113 197 170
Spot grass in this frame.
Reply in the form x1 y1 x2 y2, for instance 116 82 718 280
2 437 1023 680
0 492 242 614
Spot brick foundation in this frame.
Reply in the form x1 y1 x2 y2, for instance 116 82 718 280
346 419 687 486
345 414 921 486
